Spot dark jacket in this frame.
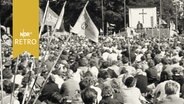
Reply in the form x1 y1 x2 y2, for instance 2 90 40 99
135 74 148 93
39 81 60 102
146 67 158 84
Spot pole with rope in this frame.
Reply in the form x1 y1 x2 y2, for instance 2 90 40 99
39 0 50 39
22 58 35 104
159 0 162 49
0 21 4 104
10 57 19 104
124 0 131 65
32 33 72 104
101 0 104 36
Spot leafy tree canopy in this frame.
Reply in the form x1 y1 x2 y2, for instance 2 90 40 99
0 0 183 32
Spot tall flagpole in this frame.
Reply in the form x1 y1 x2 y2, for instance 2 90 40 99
0 20 4 104
32 33 72 104
124 0 131 65
22 59 34 104
124 0 126 31
175 3 178 32
48 1 67 44
39 0 50 39
32 3 89 104
10 57 19 104
159 0 162 48
101 0 104 36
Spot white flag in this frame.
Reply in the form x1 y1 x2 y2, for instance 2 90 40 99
45 7 58 26
71 2 99 43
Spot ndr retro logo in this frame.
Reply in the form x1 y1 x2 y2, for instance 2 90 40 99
14 29 37 45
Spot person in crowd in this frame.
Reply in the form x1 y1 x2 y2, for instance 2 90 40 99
0 80 19 104
158 80 184 104
120 56 136 76
2 25 184 104
60 70 80 100
81 87 97 104
110 79 124 104
39 75 59 103
79 76 102 103
134 63 148 93
99 86 120 104
146 60 159 85
121 76 147 104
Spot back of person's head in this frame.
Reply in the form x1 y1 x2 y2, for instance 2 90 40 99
178 51 184 57
79 58 88 67
165 80 180 96
148 60 155 67
110 79 121 93
98 70 110 80
22 75 33 86
101 86 113 98
100 61 109 69
3 80 18 94
162 58 169 65
179 59 184 66
89 60 97 67
124 76 137 88
79 77 96 90
122 56 129 64
120 67 128 74
3 68 13 79
81 88 97 104
70 62 79 73
134 63 142 70
141 55 146 61
172 58 179 64
154 57 161 65
83 71 93 78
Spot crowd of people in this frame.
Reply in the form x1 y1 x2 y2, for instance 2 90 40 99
1 30 184 104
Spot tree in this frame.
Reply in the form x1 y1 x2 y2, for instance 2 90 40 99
0 0 180 33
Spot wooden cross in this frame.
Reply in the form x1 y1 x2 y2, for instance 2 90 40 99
139 9 147 23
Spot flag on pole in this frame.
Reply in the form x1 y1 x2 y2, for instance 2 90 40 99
55 1 66 30
159 18 167 25
45 7 58 27
113 31 116 36
39 8 44 26
0 22 4 104
170 21 177 37
69 25 73 32
71 1 99 43
126 27 133 38
39 0 49 39
100 28 103 33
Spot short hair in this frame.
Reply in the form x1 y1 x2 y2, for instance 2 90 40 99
124 77 137 88
141 55 146 61
81 88 97 104
101 86 113 97
165 80 180 95
162 58 169 65
98 70 110 80
172 58 179 64
79 77 96 90
3 80 18 94
3 68 13 79
122 57 129 64
148 60 155 67
110 79 121 93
